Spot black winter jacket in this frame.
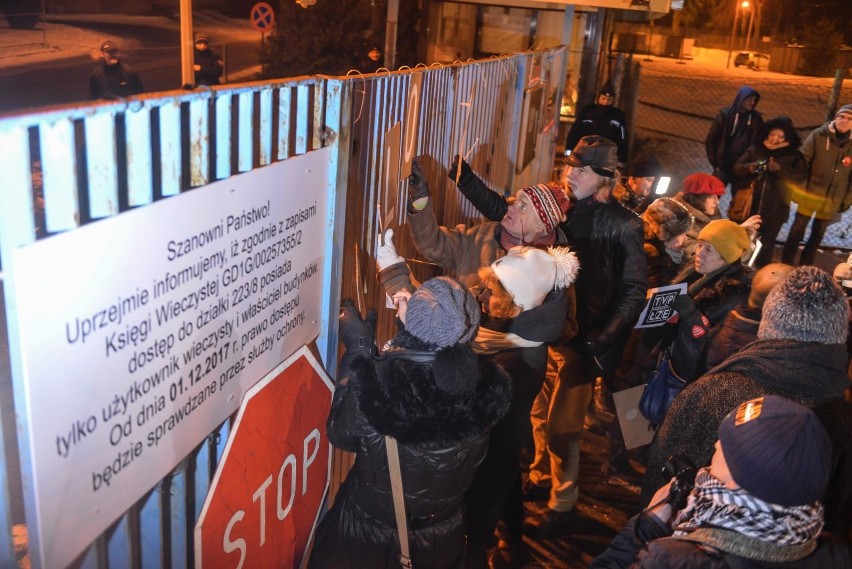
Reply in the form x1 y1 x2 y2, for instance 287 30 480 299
705 86 763 186
309 333 511 569
565 195 648 376
194 47 223 86
732 118 807 225
88 61 144 100
566 103 629 163
644 262 752 383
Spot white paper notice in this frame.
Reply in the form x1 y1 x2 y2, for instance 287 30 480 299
10 149 330 569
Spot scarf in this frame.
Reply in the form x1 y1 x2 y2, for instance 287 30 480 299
763 139 789 151
470 326 542 355
671 468 823 562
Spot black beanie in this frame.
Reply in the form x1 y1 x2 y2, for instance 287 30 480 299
719 395 832 507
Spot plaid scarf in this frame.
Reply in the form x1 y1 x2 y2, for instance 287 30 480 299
673 468 823 547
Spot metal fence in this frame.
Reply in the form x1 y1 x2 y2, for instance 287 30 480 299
632 65 852 249
0 46 566 568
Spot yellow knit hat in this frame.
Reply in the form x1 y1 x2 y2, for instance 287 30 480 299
698 219 750 264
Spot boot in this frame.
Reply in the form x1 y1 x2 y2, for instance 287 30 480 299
523 508 573 539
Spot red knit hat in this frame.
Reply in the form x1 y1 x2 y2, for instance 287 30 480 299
683 173 725 196
519 183 571 234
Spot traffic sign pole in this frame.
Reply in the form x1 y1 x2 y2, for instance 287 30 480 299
250 2 275 78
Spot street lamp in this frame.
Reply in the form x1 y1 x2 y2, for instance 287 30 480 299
726 0 750 68
744 0 756 51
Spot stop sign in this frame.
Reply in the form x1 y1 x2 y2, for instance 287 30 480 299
194 345 334 569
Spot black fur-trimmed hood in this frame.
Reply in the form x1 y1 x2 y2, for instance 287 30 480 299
349 333 512 446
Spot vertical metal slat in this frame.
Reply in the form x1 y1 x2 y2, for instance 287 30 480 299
159 101 182 196
189 97 210 188
125 107 154 207
258 88 273 166
84 112 119 219
215 94 232 181
40 118 80 232
237 91 253 172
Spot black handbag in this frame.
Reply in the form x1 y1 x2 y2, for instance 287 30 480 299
638 349 687 426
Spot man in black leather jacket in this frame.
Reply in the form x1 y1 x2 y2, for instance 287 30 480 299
450 136 647 537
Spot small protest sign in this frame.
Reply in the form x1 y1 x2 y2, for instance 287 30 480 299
635 283 687 329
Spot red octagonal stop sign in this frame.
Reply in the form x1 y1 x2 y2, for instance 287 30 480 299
195 346 334 568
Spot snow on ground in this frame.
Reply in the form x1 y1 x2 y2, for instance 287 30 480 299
0 11 259 68
637 46 850 86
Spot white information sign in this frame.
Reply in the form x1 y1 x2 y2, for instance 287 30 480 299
10 149 330 569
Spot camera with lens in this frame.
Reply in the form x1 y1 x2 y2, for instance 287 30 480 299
662 455 698 511
754 159 768 175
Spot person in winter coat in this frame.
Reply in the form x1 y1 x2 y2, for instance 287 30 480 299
782 104 852 266
672 173 725 260
466 246 579 568
731 117 808 267
407 159 571 289
404 158 578 566
565 83 629 164
705 85 763 187
642 197 693 288
193 33 224 86
309 277 512 569
593 395 850 569
672 173 761 262
644 219 753 387
612 152 665 214
88 41 144 100
704 262 792 369
641 266 851 522
448 136 647 538
373 227 580 568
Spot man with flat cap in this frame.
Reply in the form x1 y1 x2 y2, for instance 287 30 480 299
88 40 144 100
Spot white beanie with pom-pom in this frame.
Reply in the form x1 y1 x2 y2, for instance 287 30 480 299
490 246 580 312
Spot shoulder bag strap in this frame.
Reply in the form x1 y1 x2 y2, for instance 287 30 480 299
386 436 413 569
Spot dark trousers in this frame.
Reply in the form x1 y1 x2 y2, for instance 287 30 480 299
781 212 830 266
754 215 785 267
464 357 544 566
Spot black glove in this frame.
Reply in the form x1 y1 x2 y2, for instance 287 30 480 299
408 158 430 211
448 155 475 186
339 299 378 354
671 293 696 316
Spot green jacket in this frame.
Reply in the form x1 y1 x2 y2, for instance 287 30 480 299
794 122 852 218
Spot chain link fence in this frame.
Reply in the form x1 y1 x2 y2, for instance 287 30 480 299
632 66 852 250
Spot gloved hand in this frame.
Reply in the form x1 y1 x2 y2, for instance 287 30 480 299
448 155 475 186
339 298 378 354
408 158 430 211
671 293 696 316
376 228 405 271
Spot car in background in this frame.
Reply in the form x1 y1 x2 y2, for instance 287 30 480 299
734 51 770 69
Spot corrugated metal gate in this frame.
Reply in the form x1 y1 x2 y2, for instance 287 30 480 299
0 46 566 568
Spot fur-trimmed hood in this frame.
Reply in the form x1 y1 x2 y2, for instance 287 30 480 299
349 332 511 445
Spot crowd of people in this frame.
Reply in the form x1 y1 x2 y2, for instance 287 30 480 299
308 86 852 569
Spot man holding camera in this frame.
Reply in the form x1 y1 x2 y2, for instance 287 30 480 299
591 395 843 568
